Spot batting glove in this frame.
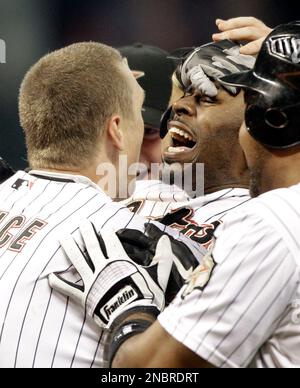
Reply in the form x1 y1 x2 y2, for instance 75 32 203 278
49 220 174 329
175 41 256 96
117 224 199 304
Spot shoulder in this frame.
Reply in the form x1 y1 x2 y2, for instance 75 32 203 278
220 184 300 226
215 185 300 266
132 180 190 202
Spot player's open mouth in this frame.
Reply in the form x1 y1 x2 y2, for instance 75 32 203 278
163 121 197 162
168 127 197 152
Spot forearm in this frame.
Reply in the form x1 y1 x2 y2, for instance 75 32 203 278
109 311 157 368
111 316 214 368
112 332 148 368
112 321 177 368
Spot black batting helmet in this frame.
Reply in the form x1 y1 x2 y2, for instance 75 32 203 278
220 21 300 149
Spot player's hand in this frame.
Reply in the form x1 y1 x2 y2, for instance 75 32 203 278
116 228 156 266
48 220 174 329
176 44 255 98
117 224 199 304
213 17 272 55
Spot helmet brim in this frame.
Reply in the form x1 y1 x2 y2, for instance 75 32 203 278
219 70 271 96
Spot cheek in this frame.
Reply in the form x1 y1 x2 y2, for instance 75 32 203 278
138 128 144 148
197 105 231 132
194 112 217 145
214 96 245 129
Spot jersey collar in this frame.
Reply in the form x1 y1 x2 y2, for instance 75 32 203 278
29 170 104 192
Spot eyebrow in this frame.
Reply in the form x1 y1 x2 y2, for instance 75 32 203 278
186 84 220 99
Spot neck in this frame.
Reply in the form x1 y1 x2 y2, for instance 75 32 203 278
260 150 300 194
200 139 250 195
204 181 249 195
35 165 99 184
33 154 133 201
203 158 249 195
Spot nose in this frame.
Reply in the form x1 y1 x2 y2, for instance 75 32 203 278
172 95 196 117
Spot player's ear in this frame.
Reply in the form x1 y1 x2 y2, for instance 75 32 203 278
107 115 125 151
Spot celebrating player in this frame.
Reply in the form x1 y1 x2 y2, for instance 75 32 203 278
50 21 300 368
128 17 272 208
125 40 255 248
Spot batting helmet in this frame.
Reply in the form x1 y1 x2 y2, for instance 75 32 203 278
220 21 300 149
160 40 256 138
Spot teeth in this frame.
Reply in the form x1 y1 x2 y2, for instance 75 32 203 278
169 127 181 135
169 127 195 142
168 146 188 153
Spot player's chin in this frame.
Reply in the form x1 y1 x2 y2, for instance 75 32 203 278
163 143 198 164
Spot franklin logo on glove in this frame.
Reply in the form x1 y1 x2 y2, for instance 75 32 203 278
102 286 138 322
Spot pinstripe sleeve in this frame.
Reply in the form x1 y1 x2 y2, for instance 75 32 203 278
158 208 299 368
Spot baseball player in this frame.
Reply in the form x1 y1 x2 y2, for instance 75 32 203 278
0 156 15 184
127 17 273 208
0 42 204 368
124 40 256 249
50 21 300 368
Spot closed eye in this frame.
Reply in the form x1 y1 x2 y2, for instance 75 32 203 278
202 96 217 104
184 89 217 105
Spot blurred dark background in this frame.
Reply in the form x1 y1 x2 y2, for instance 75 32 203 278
0 0 298 169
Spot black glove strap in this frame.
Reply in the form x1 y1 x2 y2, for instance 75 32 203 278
108 319 154 367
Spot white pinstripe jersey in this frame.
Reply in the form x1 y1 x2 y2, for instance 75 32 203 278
0 171 205 368
132 180 191 202
159 184 300 368
125 184 250 250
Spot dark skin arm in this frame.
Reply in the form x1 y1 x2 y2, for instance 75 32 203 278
112 316 214 368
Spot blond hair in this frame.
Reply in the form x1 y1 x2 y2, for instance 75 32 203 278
19 42 132 169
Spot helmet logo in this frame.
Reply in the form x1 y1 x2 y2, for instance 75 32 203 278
267 36 300 64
